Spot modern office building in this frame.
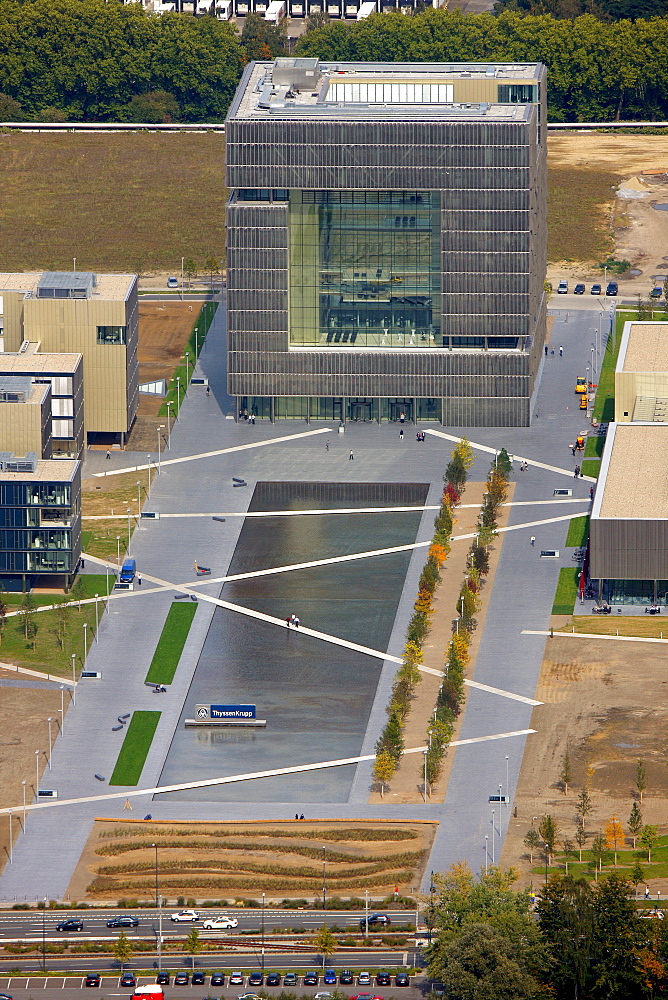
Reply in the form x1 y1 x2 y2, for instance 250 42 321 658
615 320 668 422
0 345 84 458
0 271 139 446
0 377 52 461
226 58 547 426
0 452 81 591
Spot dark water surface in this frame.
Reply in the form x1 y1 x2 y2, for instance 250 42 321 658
157 482 428 803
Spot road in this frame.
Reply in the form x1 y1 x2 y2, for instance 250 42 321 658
0 910 415 942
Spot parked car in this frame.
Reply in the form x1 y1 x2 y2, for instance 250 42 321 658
591 283 602 295
357 973 371 986
324 970 337 985
349 994 383 1000
283 973 298 986
395 972 410 987
574 283 585 294
304 972 319 985
360 914 391 930
174 972 190 985
107 916 138 928
85 974 100 987
557 280 568 294
248 973 264 987
266 973 281 986
340 971 354 985
375 973 391 986
210 973 226 986
237 995 262 1000
167 277 179 288
56 919 83 932
314 994 333 1000
606 281 618 295
202 916 238 930
120 974 136 988
156 972 170 985
650 286 663 298
192 971 205 985
229 973 245 986
171 909 199 922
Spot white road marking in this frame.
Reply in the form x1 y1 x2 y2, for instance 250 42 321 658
0 730 537 817
523 629 668 644
92 427 333 477
424 428 597 482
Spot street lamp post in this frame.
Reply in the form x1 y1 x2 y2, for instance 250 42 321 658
423 748 428 803
127 508 131 553
71 653 76 705
116 536 121 574
194 328 198 361
35 749 40 796
492 810 495 864
181 257 184 301
185 352 190 385
152 842 162 970
591 345 596 379
22 780 26 831
365 889 369 935
42 896 47 972
505 756 509 808
166 402 173 447
322 846 327 911
544 843 549 886
146 457 151 495
8 810 12 864
261 892 265 973
47 718 52 770
157 426 164 475
137 481 141 511
59 685 65 736
176 378 181 421
485 836 489 874
105 561 109 604
94 594 99 641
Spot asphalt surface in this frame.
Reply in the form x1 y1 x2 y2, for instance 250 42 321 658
0 958 420 977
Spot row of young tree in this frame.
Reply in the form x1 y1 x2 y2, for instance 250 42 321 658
297 7 668 122
427 862 668 1000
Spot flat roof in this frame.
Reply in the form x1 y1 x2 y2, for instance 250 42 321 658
0 459 78 483
0 376 49 406
618 321 668 373
230 60 541 121
597 423 668 519
0 272 135 301
0 346 81 375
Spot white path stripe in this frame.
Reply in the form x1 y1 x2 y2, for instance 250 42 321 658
523 629 668 645
92 427 333 477
81 498 590 522
0 729 537 817
424 428 597 483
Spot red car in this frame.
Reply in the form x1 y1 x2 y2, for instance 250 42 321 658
350 994 384 1000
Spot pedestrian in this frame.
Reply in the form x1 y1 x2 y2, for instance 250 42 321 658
137 573 142 586
645 885 650 900
106 450 111 460
299 813 305 820
544 344 548 356
349 449 354 460
416 432 421 442
325 440 330 451
293 616 300 628
530 536 535 546
81 557 85 569
286 616 291 628
571 443 576 456
206 386 210 397
551 347 555 356
574 465 580 478
399 412 405 424
590 486 594 499
399 429 404 440
295 813 299 821
559 345 563 356
250 413 255 425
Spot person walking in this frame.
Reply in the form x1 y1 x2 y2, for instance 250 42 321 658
349 449 354 460
137 573 142 586
206 386 210 397
574 465 581 478
544 344 548 356
559 345 563 356
399 429 404 441
530 536 536 546
325 440 330 451
106 450 111 460
286 616 291 628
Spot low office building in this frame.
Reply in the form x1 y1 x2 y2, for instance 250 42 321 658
226 58 548 426
615 320 668 422
590 422 668 604
0 345 83 458
0 452 81 591
0 270 138 446
0 376 52 460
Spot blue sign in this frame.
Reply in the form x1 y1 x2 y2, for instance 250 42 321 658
209 704 256 719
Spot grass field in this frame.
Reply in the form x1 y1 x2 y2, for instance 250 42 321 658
547 166 618 263
552 567 580 615
159 301 218 419
532 833 668 883
145 603 198 685
565 515 589 548
0 134 227 273
584 436 605 458
559 616 668 638
109 711 161 786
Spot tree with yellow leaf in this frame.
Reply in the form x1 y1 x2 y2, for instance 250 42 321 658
373 752 396 797
605 815 624 865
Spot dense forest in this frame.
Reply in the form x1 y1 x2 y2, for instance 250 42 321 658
2 1 668 122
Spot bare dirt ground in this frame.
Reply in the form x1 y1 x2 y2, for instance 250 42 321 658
501 627 668 892
124 303 196 453
0 674 65 879
68 818 437 903
370 482 514 805
547 134 668 283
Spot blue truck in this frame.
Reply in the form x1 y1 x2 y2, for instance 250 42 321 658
119 558 136 584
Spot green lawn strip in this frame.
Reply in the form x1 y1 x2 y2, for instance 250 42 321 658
552 567 580 615
145 602 198 685
591 310 626 424
159 302 218 418
584 435 605 458
109 711 161 786
565 515 590 548
581 459 601 479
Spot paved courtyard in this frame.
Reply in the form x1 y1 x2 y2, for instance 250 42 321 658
0 295 605 901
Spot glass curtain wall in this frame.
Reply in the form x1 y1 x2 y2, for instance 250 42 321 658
289 190 441 348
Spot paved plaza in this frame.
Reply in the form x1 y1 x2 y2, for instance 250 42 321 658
0 296 605 901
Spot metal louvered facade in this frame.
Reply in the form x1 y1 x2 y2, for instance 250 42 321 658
226 59 547 426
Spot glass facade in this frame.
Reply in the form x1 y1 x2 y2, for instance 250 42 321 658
289 190 441 349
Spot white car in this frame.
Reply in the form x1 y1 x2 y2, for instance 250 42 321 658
202 916 239 930
170 909 199 922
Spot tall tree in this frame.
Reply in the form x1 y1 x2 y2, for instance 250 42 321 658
113 931 133 972
537 875 594 1000
628 801 643 849
240 12 287 61
636 758 647 804
591 873 643 999
524 829 541 863
604 816 624 866
574 825 587 862
576 786 592 829
559 747 573 795
313 924 336 968
640 824 658 862
184 927 201 972
538 814 559 863
372 751 395 797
